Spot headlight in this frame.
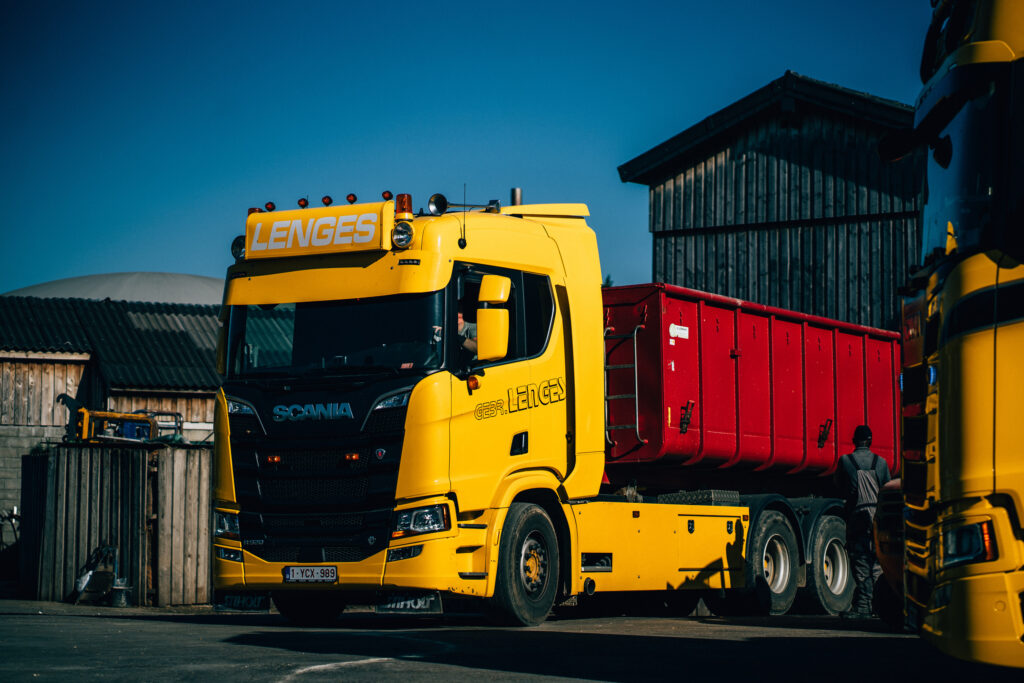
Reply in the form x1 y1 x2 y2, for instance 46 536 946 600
392 504 450 539
216 547 243 562
226 398 255 415
940 520 997 569
215 511 240 540
392 221 414 249
373 391 410 411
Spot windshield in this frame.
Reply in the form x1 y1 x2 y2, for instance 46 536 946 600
920 76 1001 266
227 291 445 379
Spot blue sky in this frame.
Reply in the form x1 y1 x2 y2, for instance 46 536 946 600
0 1 931 295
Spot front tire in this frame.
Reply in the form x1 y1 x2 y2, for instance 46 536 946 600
492 503 559 626
804 516 853 615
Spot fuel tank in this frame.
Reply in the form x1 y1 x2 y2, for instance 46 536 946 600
603 284 900 478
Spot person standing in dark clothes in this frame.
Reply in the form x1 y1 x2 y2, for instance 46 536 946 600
835 424 892 617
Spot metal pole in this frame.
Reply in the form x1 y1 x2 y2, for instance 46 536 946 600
510 187 522 206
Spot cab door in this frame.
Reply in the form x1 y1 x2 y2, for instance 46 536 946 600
448 265 567 512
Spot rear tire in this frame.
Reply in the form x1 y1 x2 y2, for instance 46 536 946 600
704 510 799 616
272 591 346 626
492 503 559 626
748 510 799 615
804 516 853 615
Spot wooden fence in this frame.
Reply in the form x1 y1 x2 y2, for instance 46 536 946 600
20 445 213 606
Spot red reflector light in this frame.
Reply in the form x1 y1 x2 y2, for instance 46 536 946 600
266 455 282 464
297 197 308 208
396 193 413 215
265 201 276 212
322 195 333 206
382 190 394 200
346 193 357 204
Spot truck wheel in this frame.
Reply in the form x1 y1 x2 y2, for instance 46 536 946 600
272 591 346 626
749 510 799 615
492 503 559 626
804 516 853 615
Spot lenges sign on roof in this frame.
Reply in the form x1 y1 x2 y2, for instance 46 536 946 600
244 200 394 259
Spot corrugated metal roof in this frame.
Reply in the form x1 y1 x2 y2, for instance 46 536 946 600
0 297 92 353
618 71 914 186
0 297 221 391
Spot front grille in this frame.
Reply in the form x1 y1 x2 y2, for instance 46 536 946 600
903 460 927 506
262 449 369 474
262 512 365 535
324 546 368 562
364 406 407 434
259 477 369 505
248 544 378 563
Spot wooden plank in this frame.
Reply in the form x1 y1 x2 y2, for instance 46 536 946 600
196 448 212 604
57 448 72 600
51 363 65 426
75 449 90 599
171 451 186 605
27 362 40 427
13 362 26 426
88 447 101 554
40 363 55 427
134 450 147 606
157 450 173 607
0 362 11 424
38 450 57 600
184 449 199 605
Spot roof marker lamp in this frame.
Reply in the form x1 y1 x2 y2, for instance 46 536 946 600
392 221 414 249
231 235 246 260
382 190 394 201
297 197 309 208
264 201 276 212
346 193 358 204
322 195 333 206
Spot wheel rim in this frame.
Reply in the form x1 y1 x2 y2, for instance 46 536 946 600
822 538 849 596
762 534 790 593
519 531 549 597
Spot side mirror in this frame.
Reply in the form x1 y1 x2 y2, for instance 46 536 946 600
476 274 511 362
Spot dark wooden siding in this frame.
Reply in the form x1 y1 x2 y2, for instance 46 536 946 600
650 112 923 331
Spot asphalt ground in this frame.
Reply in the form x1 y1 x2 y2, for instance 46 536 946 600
0 599 1019 682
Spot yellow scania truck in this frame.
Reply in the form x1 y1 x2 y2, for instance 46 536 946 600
895 0 1024 668
211 191 900 626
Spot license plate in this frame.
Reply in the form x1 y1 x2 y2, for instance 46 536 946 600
376 591 442 614
283 566 338 583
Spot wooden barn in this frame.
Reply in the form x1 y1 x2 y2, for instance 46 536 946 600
618 71 925 331
0 296 221 518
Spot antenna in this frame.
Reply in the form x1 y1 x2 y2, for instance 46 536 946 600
458 183 467 249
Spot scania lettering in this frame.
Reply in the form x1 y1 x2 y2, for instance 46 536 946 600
888 0 1024 668
213 190 899 626
272 403 355 422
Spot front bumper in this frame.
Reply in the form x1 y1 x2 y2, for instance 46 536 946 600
921 570 1024 669
214 505 497 599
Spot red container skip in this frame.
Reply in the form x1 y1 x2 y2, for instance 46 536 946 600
603 284 900 477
